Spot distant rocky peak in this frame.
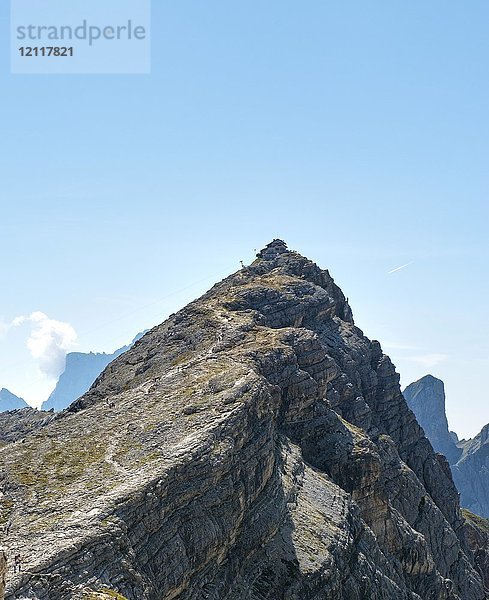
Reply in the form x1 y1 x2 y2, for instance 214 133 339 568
0 388 28 412
403 374 462 465
404 374 447 420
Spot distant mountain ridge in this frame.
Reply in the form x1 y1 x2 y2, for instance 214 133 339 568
453 424 489 520
404 374 489 519
42 332 145 412
0 388 28 412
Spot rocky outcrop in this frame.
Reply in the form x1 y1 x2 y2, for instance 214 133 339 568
0 408 56 446
0 390 27 413
404 375 489 519
403 375 462 464
0 240 486 599
42 333 145 412
462 510 489 592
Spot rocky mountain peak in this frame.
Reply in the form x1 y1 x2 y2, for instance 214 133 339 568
0 242 486 600
256 238 289 260
245 241 355 325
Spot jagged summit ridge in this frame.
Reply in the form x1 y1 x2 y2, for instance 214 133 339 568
0 241 486 600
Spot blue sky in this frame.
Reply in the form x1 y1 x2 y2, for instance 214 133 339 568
0 1 488 438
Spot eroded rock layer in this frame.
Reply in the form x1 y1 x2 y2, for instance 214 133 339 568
0 240 485 599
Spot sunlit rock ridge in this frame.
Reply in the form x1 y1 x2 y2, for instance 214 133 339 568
0 240 486 600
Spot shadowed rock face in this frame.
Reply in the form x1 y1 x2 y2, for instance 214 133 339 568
0 240 486 600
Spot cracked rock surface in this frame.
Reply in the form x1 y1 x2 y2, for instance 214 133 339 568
0 240 486 600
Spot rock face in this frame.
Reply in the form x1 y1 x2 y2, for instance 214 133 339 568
42 334 145 412
462 510 489 593
0 390 28 413
0 240 486 599
453 425 489 518
404 375 489 519
0 408 56 446
403 375 462 465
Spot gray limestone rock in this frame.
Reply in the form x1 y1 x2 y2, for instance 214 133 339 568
0 408 56 446
0 240 486 599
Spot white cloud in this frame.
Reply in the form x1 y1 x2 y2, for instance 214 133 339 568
13 312 77 379
382 341 419 351
0 320 10 338
404 353 449 368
